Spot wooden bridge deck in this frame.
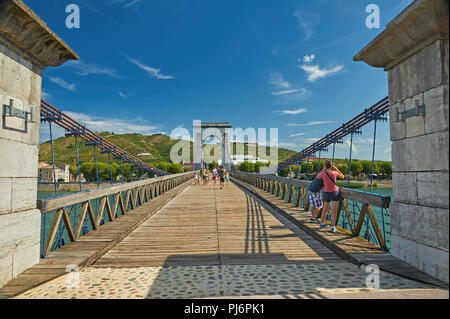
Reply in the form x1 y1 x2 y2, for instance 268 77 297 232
93 180 342 268
231 177 448 288
1 177 447 299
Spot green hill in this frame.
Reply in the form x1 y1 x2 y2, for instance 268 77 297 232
38 133 298 166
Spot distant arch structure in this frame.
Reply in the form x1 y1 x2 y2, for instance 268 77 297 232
193 121 232 170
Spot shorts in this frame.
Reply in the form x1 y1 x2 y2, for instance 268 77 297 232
220 177 225 182
323 191 341 202
308 191 323 208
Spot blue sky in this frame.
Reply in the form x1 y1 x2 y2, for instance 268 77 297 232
30 0 414 161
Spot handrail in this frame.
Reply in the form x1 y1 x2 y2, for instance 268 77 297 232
39 171 196 258
38 172 194 213
231 172 391 250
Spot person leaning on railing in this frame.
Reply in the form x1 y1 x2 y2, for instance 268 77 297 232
318 160 345 233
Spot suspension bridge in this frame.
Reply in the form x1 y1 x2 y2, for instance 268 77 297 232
0 0 448 299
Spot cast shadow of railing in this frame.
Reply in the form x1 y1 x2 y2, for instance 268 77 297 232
144 183 339 299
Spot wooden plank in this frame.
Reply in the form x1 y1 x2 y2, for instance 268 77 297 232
354 204 368 237
75 201 89 239
61 209 76 242
341 199 355 233
95 196 107 228
124 190 131 212
37 172 195 213
366 205 387 249
105 195 114 222
87 201 98 231
44 209 63 257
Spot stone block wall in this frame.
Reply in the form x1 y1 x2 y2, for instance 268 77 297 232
0 0 78 288
354 0 449 283
389 38 449 283
0 41 42 287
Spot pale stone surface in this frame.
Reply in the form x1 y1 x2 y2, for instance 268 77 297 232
391 202 449 250
390 101 406 141
11 178 37 213
0 0 78 289
424 85 449 134
392 131 449 172
404 95 426 138
417 243 449 283
12 242 40 278
0 178 12 214
390 234 418 268
12 263 435 299
417 171 449 208
0 209 41 259
392 172 418 204
0 254 13 288
0 138 38 179
0 209 41 288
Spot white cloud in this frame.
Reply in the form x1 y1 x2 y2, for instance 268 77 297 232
48 77 76 91
125 55 175 80
65 60 121 78
354 137 374 145
270 72 291 89
289 132 305 137
272 89 299 96
118 91 130 98
276 107 308 115
293 10 320 40
64 111 160 135
302 54 315 64
279 142 297 148
270 73 307 98
109 0 141 9
41 91 51 100
302 137 321 144
384 146 392 153
299 64 344 82
340 137 357 154
286 121 334 127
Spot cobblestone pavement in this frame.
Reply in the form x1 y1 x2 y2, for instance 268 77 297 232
13 262 437 299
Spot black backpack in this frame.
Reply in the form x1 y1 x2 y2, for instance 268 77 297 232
308 177 323 192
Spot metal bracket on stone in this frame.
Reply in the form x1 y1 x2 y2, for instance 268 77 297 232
2 99 36 133
398 100 425 122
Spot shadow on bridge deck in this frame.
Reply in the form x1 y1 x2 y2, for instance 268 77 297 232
91 180 342 268
7 180 446 299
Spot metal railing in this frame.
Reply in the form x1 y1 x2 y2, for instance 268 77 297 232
232 172 391 251
37 171 196 258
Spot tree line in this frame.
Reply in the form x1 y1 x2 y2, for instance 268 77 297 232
68 161 186 182
277 160 392 178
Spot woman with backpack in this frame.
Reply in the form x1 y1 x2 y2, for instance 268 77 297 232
318 160 345 233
